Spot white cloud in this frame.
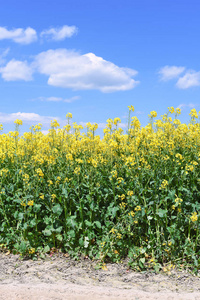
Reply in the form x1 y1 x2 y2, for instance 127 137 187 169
0 48 9 65
63 96 80 103
136 111 144 115
0 26 37 44
178 103 196 109
80 122 127 129
0 112 59 125
0 59 33 81
159 66 185 81
41 130 49 135
39 96 63 102
34 49 139 92
38 95 80 102
176 71 200 89
40 25 78 41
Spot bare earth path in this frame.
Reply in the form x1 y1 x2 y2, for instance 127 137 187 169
0 253 200 300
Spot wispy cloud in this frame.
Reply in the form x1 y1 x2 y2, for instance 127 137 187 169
176 71 200 89
34 49 139 92
0 25 77 44
38 95 80 102
178 103 196 109
0 112 59 125
136 110 145 115
0 26 37 44
158 65 200 89
79 122 127 129
40 25 78 41
158 66 185 81
0 48 9 65
0 59 33 81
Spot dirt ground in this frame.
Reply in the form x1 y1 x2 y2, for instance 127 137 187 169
0 252 200 300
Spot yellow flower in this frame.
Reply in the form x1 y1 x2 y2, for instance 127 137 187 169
135 205 141 211
149 111 157 118
110 170 118 178
175 197 183 205
128 211 135 217
130 117 141 128
74 166 81 174
51 119 60 128
66 113 72 118
114 117 121 125
66 153 73 161
14 119 23 125
102 263 108 271
36 168 44 177
29 248 35 254
168 106 175 114
186 165 194 172
163 155 170 161
175 153 183 160
117 233 122 239
119 194 125 200
110 228 116 234
119 201 126 209
127 190 133 196
91 159 98 168
128 105 135 112
175 107 181 115
159 179 168 190
27 200 34 206
190 212 198 222
117 177 124 184
189 108 198 118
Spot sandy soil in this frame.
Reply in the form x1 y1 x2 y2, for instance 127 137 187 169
0 252 200 300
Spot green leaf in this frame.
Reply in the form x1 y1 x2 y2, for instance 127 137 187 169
43 245 50 253
29 219 36 227
52 204 63 216
67 230 75 238
67 216 78 229
33 204 41 212
42 228 53 236
56 234 63 241
141 207 145 217
54 226 62 233
108 206 119 218
44 216 52 225
156 209 167 218
85 220 92 227
140 257 145 264
94 221 101 229
139 258 145 268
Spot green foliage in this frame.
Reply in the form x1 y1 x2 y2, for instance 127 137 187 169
0 109 199 272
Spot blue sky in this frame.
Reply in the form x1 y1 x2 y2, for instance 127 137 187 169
0 0 200 135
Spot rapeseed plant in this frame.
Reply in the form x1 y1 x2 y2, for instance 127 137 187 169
0 107 199 272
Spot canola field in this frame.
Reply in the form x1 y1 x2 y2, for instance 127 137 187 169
0 106 199 272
